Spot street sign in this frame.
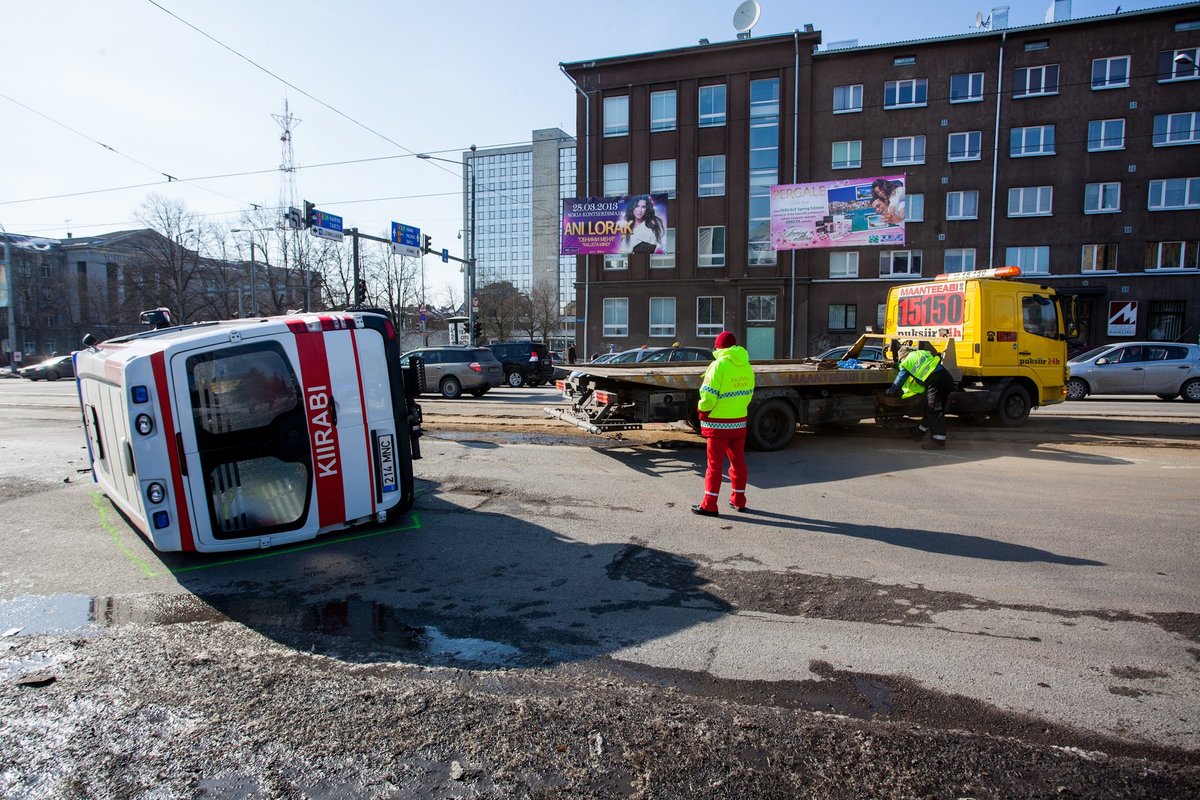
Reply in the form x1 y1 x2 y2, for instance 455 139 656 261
309 209 344 242
391 222 421 257
441 248 449 263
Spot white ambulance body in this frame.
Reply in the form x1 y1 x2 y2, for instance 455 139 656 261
75 311 418 553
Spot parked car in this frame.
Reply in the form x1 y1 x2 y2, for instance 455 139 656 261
637 346 715 363
815 345 886 362
19 354 75 381
486 341 555 388
399 346 503 399
1066 341 1200 402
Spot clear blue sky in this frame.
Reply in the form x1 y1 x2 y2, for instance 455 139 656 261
0 0 1174 295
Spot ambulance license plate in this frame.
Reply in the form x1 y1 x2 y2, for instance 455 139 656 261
378 433 397 493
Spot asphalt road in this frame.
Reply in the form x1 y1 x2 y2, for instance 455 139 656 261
1 377 1198 796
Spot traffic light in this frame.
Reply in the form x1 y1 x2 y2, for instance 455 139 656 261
423 234 432 254
355 279 368 304
473 321 482 341
302 200 315 229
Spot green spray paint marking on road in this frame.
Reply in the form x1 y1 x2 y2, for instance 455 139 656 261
92 492 160 579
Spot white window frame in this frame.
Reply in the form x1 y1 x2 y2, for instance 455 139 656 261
603 254 628 271
945 190 979 220
602 297 629 337
746 295 777 323
1091 55 1130 90
948 130 982 161
1153 112 1200 147
1087 118 1126 151
603 96 629 137
1149 241 1198 270
830 251 859 279
1084 182 1121 214
949 72 984 103
603 162 628 195
650 90 677 132
884 78 928 109
698 155 726 197
650 159 677 198
698 84 726 127
943 248 976 274
1159 47 1200 82
1010 125 1055 157
1008 186 1054 217
879 250 923 277
882 135 926 166
698 226 726 268
833 84 863 113
650 229 676 269
1081 243 1118 272
648 297 676 338
696 296 725 338
1148 178 1200 210
828 304 857 331
832 140 862 169
1014 64 1060 98
1005 246 1050 275
907 194 925 222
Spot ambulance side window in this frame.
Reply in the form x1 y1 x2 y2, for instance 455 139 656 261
84 405 105 460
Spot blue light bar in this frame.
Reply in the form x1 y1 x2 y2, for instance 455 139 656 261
132 386 150 404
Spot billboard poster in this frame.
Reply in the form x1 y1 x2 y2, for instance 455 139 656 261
561 194 669 256
894 280 966 339
770 175 906 250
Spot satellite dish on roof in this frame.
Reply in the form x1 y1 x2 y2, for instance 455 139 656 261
733 0 761 33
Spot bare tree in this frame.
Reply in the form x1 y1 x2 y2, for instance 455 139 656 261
129 195 207 323
528 279 561 342
476 281 526 343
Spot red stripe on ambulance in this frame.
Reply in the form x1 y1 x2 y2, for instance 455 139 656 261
150 352 196 552
291 325 346 528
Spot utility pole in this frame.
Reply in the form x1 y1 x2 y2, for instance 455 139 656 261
469 144 477 346
2 225 17 370
351 228 361 306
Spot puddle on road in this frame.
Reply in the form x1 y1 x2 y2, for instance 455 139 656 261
0 593 530 669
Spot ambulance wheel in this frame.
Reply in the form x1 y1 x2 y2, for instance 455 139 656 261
747 399 797 452
992 384 1031 427
506 371 525 388
440 376 462 399
1065 378 1089 401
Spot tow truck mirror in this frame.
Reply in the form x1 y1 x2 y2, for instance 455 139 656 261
1065 322 1081 341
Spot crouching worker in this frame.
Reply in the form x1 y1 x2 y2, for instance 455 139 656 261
886 344 956 450
693 331 756 516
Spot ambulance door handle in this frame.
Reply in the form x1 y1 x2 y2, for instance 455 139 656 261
120 437 135 476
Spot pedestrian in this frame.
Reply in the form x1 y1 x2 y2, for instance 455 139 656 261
567 342 576 364
886 344 956 450
692 331 755 516
608 343 617 354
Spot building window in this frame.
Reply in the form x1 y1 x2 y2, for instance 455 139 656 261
697 297 725 337
1008 186 1053 216
603 96 629 137
1147 301 1187 340
907 194 925 222
1147 241 1199 269
747 295 777 323
698 226 726 267
1153 112 1200 146
1085 182 1121 214
894 55 916 66
1087 118 1125 151
1148 178 1200 210
698 155 726 197
946 190 979 220
603 254 628 271
603 298 629 336
1091 56 1130 89
879 250 923 276
830 251 859 278
832 140 862 169
833 84 863 113
944 248 976 273
948 130 982 161
650 159 677 198
1010 125 1055 157
1006 245 1050 275
1024 40 1049 52
950 72 984 103
749 78 780 267
884 78 928 109
828 304 857 331
1157 48 1200 82
883 135 925 166
1082 243 1118 272
604 162 628 195
649 297 676 337
699 84 726 127
1013 64 1060 97
650 229 675 269
650 90 677 132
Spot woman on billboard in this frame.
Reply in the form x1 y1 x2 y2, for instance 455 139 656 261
621 194 665 254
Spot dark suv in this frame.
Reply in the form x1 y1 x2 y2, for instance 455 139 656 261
486 341 555 388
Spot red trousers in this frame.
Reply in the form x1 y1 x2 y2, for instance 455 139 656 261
700 431 747 512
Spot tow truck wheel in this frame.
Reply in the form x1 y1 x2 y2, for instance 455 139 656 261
747 399 797 452
993 384 1031 427
1181 378 1200 403
506 371 525 388
440 376 462 399
1065 378 1088 401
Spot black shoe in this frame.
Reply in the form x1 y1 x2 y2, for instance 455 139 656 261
728 503 748 513
921 441 946 450
909 427 926 441
691 505 719 517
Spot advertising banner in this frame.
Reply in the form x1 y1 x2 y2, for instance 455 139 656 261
561 194 669 256
1107 301 1138 337
770 175 906 250
894 280 966 340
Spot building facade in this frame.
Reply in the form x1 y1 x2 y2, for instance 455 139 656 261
562 3 1200 360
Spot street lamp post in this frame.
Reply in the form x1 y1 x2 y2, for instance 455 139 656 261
416 146 477 345
230 228 269 316
1 223 17 371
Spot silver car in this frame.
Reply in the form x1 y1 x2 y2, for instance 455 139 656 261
1066 341 1200 402
399 346 504 399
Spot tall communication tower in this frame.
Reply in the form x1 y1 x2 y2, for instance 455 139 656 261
273 99 302 224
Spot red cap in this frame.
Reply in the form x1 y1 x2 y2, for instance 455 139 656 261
714 331 737 349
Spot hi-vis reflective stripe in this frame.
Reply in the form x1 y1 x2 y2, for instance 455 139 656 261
701 419 747 429
150 351 195 552
700 384 753 399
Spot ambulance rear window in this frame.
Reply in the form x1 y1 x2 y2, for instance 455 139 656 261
189 346 300 435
